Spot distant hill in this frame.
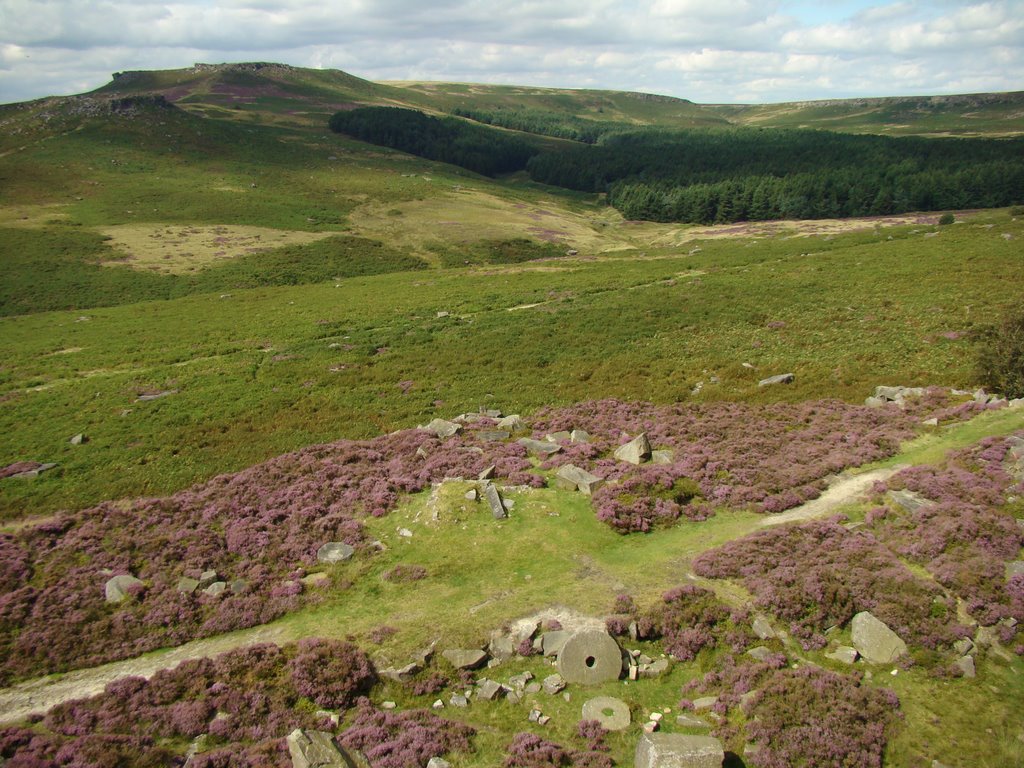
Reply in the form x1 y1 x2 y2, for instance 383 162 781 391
9 61 1018 138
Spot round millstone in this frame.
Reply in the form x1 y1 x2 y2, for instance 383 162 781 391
556 629 624 685
582 696 631 731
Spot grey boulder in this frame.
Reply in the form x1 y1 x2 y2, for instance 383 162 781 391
635 733 724 768
105 574 143 604
851 611 907 664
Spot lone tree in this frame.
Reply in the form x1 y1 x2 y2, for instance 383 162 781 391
977 306 1024 398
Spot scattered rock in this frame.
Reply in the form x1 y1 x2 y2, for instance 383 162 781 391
517 437 562 457
953 637 975 656
570 429 591 444
204 581 227 597
197 570 218 589
137 390 178 402
397 528 413 538
426 759 452 768
421 419 462 439
851 611 908 664
477 430 511 442
546 431 572 443
635 733 725 768
478 465 496 481
638 658 670 678
488 631 516 661
825 646 859 664
582 696 631 731
176 577 200 594
286 729 360 768
379 662 421 683
554 464 604 495
442 648 488 670
675 713 711 729
691 696 718 711
465 488 478 501
955 655 976 678
69 433 88 445
651 449 674 465
301 573 329 588
542 674 566 695
105 574 143 604
758 373 795 387
476 679 505 701
556 629 624 685
230 579 247 594
497 415 525 432
614 433 652 465
6 462 59 479
746 646 775 662
317 542 355 564
751 614 776 640
887 489 934 513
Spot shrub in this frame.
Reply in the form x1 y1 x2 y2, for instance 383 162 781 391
287 638 376 710
339 700 475 768
976 306 1024 398
938 212 955 225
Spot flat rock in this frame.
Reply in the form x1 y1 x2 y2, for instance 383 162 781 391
442 648 487 670
176 577 200 594
554 464 604 495
955 655 976 678
105 574 143 603
825 646 859 664
751 614 776 640
137 390 178 401
746 646 775 662
635 733 725 768
317 542 355 564
638 658 670 678
581 696 631 731
517 437 562 457
570 429 591 444
197 570 218 589
542 674 566 694
426 759 452 768
421 419 462 439
614 433 651 465
546 431 572 443
8 462 59 479
476 430 511 442
497 414 525 432
691 696 718 711
887 489 934 513
203 581 227 597
675 713 711 729
557 629 623 685
651 449 675 465
851 611 908 664
758 373 795 387
379 662 421 683
488 631 515 661
476 678 504 701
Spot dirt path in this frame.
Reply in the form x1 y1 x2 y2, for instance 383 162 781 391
0 624 294 725
759 466 904 527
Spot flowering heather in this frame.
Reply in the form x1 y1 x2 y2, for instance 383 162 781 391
644 585 753 660
531 397 932 524
338 699 475 768
0 425 538 682
869 434 1024 629
503 732 613 768
745 667 901 768
692 520 960 649
1 638 377 767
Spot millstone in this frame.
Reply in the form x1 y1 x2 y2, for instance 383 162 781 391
581 695 631 731
556 629 623 685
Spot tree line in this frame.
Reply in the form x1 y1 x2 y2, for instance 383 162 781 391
328 108 1024 223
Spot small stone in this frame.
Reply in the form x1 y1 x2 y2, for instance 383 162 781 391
651 449 674 465
476 678 505 701
650 712 663 722
953 638 975 656
528 709 542 723
538 715 551 726
379 663 421 683
546 431 571 443
69 433 87 445
176 577 200 594
478 465 496 481
286 729 351 768
421 418 462 438
642 720 659 733
465 489 478 501
381 701 397 709
449 694 469 708
230 579 247 594
397 528 413 538
570 429 591 444
746 646 775 662
525 682 542 694
301 573 329 588
197 570 218 589
752 614 776 640
676 713 711 729
497 414 525 432
315 710 340 727
426 759 452 768
432 699 444 709
639 659 670 678
517 437 562 457
442 648 488 670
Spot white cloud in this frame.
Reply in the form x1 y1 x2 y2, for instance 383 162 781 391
0 0 1021 105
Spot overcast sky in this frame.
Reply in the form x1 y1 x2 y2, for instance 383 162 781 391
1 0 1022 106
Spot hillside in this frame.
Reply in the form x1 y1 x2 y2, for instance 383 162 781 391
0 62 1022 768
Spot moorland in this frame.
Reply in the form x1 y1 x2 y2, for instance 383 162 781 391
0 62 1022 768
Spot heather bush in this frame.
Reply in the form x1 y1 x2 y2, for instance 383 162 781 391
644 585 744 660
410 671 449 696
745 667 901 768
287 638 376 709
504 733 570 767
693 520 959 649
382 564 428 583
338 700 476 768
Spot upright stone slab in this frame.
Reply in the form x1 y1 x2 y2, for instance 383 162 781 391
482 483 507 519
557 629 623 685
105 574 143 604
614 433 652 465
634 733 724 768
851 611 908 664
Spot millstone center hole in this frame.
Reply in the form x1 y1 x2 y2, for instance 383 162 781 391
585 655 597 668
602 708 615 717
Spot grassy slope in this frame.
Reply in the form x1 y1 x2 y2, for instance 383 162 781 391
1 68 1023 767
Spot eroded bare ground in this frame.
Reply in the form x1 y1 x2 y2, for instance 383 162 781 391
759 466 905 527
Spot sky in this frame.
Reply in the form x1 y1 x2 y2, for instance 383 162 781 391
1 0 1022 105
